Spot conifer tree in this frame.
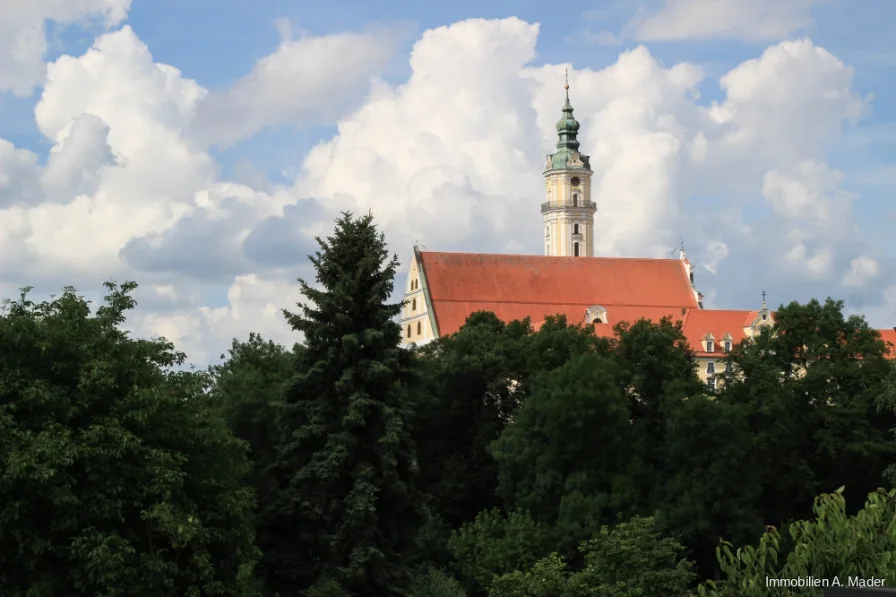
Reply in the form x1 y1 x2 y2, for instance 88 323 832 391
259 212 421 596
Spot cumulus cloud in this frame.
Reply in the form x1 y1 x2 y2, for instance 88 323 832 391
189 26 405 147
0 0 131 96
631 0 815 42
0 15 889 365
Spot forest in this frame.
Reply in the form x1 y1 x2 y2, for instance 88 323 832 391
2 211 896 596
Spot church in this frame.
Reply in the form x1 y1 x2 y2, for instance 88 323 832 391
398 77 896 386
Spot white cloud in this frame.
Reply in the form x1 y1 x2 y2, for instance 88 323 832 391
0 15 891 364
189 26 405 147
841 255 879 288
0 0 131 96
632 0 815 42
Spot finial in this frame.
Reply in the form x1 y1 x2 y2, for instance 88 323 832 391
564 68 569 100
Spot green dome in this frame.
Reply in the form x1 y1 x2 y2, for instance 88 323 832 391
556 99 580 134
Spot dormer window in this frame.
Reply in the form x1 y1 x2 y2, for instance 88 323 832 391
724 340 732 352
585 305 607 324
706 339 714 353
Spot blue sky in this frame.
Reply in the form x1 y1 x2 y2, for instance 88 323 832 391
0 0 894 363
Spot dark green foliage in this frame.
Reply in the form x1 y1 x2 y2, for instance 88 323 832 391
448 509 553 595
259 212 422 596
411 312 531 530
718 298 896 527
488 516 696 597
0 282 259 596
211 333 297 500
490 352 638 546
657 396 763 576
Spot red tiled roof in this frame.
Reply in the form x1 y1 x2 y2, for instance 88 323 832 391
878 329 896 357
680 309 756 357
419 252 698 336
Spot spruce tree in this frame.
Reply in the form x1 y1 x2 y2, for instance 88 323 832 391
260 212 421 596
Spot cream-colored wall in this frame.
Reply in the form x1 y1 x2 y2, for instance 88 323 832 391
399 253 435 346
543 169 595 257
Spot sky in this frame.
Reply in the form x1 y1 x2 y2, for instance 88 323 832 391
0 0 894 366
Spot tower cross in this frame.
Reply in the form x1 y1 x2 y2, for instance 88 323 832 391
761 290 767 302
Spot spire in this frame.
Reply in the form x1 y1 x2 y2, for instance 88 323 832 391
555 68 580 152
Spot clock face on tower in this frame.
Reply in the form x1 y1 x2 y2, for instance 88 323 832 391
570 177 580 187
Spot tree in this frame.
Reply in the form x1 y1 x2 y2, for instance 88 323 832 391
488 517 696 597
718 299 896 527
0 283 259 596
656 396 763 578
259 212 422 596
412 312 532 530
210 334 297 505
698 488 896 597
447 509 552 595
490 351 639 548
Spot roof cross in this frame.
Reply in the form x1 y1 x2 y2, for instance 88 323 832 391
761 290 766 302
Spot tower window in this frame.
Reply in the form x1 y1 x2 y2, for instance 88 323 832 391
574 242 580 257
570 177 580 186
572 193 578 207
417 321 422 334
406 325 411 338
573 223 579 234
412 298 416 310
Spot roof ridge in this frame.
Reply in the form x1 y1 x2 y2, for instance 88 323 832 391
429 298 696 308
420 251 682 263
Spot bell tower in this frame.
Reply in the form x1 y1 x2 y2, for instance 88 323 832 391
541 69 596 257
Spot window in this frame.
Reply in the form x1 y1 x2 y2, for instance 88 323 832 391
417 321 422 334
707 377 716 390
573 242 580 257
412 298 416 310
706 362 715 375
689 272 694 283
573 223 579 234
706 339 714 352
572 193 579 207
406 325 411 338
725 361 732 373
724 340 732 352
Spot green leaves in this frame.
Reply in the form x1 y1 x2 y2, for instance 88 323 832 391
0 283 259 596
700 488 896 597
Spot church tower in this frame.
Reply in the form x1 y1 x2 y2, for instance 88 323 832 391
541 70 596 257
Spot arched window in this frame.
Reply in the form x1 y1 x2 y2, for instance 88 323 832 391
572 193 578 207
412 298 417 310
406 325 411 338
573 223 579 234
574 242 580 257
417 321 422 334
